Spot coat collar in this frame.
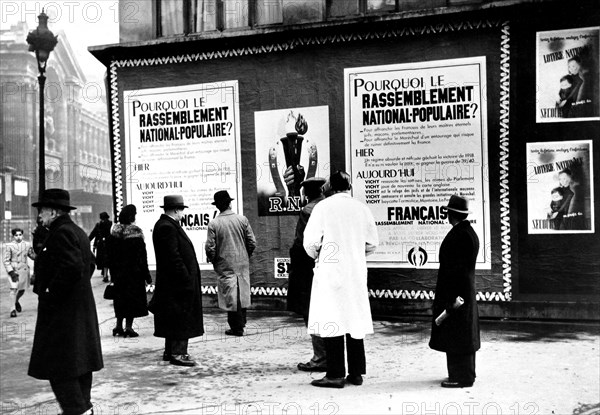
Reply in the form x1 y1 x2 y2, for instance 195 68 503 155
218 209 235 216
331 192 351 199
159 214 194 246
49 214 73 231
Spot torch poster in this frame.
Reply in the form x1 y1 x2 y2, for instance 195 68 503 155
527 140 594 234
255 106 331 216
345 57 491 269
123 81 242 268
536 26 600 123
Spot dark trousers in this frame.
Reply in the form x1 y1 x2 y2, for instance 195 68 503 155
446 352 476 384
49 372 93 415
324 334 366 378
165 338 189 356
227 284 247 332
302 314 327 365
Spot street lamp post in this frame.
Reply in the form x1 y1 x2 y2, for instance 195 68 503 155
26 9 58 198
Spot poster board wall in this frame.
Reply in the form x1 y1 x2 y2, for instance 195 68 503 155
107 2 600 312
511 8 600 301
110 21 506 303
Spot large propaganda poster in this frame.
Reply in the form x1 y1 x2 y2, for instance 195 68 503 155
255 106 331 216
527 140 595 234
123 81 242 268
536 26 600 123
345 57 491 269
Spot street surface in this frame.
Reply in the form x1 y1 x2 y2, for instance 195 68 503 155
1 268 599 415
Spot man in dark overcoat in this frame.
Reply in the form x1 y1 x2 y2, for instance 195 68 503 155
149 195 204 367
28 189 103 415
286 177 327 372
429 194 480 388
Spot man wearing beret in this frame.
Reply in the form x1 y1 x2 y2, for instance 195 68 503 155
149 195 204 367
205 190 256 336
28 189 103 415
429 194 481 388
287 177 328 372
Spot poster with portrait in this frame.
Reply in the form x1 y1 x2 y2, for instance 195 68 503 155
255 106 331 216
536 27 600 123
527 140 594 234
123 81 242 268
345 57 491 269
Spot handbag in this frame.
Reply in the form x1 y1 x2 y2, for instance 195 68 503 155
103 283 115 300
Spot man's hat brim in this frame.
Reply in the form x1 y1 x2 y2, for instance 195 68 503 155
300 177 326 188
443 206 472 214
32 201 77 210
211 198 233 205
160 204 188 209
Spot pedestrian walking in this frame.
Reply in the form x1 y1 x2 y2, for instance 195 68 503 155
149 195 204 367
89 212 112 282
429 194 481 388
3 228 34 317
205 190 257 337
28 188 103 415
107 204 152 338
286 177 328 372
303 171 378 388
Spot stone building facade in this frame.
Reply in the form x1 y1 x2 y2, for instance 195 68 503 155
0 22 112 238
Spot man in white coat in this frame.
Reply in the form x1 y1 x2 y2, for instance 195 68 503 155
303 171 378 388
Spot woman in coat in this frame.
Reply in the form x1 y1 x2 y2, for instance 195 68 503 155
108 204 152 337
89 212 112 282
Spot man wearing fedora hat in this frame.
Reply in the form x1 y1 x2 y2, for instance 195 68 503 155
28 189 103 415
205 190 256 336
287 177 328 372
149 195 204 367
429 194 481 388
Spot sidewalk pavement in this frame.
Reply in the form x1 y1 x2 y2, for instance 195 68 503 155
1 270 599 415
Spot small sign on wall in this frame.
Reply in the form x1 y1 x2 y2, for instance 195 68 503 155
274 257 290 279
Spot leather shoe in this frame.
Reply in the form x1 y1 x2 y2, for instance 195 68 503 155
112 327 125 337
123 328 139 338
170 354 197 367
162 352 171 362
10 310 17 318
311 376 345 388
297 362 327 372
225 329 244 337
346 374 363 385
441 380 473 388
15 302 22 313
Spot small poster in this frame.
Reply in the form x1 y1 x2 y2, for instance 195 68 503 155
536 27 600 122
527 140 594 234
274 258 291 279
123 81 242 267
255 106 331 216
